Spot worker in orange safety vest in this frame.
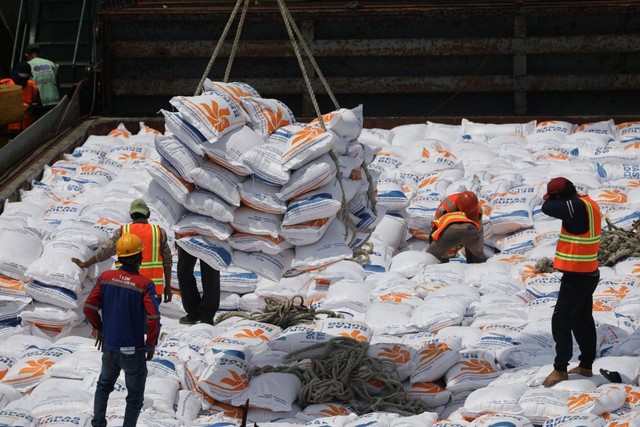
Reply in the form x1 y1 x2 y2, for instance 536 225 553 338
1 61 42 132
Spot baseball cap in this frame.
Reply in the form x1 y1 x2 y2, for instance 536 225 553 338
129 199 150 216
543 177 573 200
14 62 31 79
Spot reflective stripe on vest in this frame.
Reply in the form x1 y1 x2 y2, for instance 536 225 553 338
553 196 602 273
122 223 164 294
431 211 480 241
435 194 459 220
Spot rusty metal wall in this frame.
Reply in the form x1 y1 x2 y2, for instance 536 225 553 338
98 0 640 120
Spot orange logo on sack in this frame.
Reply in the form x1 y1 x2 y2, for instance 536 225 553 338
567 393 596 411
265 107 290 134
412 382 446 393
418 343 451 365
378 345 411 363
339 330 368 342
380 293 413 303
623 142 640 150
311 111 338 127
436 147 456 159
118 152 145 162
548 153 569 160
80 165 100 172
459 359 495 374
593 301 612 312
234 328 269 341
500 254 526 264
318 404 351 417
631 264 640 276
0 369 7 380
292 126 324 146
108 129 131 138
598 189 627 203
218 371 249 392
520 264 538 281
601 286 629 299
190 99 231 132
625 385 640 404
18 357 54 376
418 176 439 188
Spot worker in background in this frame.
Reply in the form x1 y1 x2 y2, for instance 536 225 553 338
0 61 42 132
176 240 221 325
427 190 486 263
25 44 60 111
84 232 160 427
540 177 601 387
72 199 173 305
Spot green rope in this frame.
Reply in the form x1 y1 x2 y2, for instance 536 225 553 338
214 296 343 329
251 337 429 416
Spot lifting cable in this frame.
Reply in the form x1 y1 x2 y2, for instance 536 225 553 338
194 0 378 260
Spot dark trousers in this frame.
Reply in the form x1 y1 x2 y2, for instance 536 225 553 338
552 270 599 372
177 247 221 324
92 350 148 427
427 223 487 264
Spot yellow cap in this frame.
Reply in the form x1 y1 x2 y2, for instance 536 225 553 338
116 232 144 257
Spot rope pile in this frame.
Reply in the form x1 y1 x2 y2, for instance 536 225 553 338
598 218 640 266
534 257 557 274
252 337 429 416
214 296 343 329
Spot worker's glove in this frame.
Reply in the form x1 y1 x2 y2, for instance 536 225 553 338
94 330 103 352
146 345 155 362
163 286 172 303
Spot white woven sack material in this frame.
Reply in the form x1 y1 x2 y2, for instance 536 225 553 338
183 188 237 223
358 127 393 148
292 219 353 271
143 160 194 204
321 279 374 314
174 213 233 241
444 350 501 393
461 384 529 419
309 105 363 144
0 383 21 410
33 413 93 427
266 122 334 171
572 146 639 164
409 298 466 334
232 249 294 282
589 186 629 208
593 356 640 385
0 335 52 359
406 381 452 407
230 372 302 412
518 388 571 425
218 291 241 311
241 140 291 187
230 206 283 238
388 412 439 427
461 119 536 139
169 93 246 143
268 325 333 355
154 135 201 183
277 153 337 202
371 214 407 250
363 239 394 275
0 295 31 322
147 349 182 381
24 282 80 310
220 267 259 294
104 143 151 165
410 336 462 384
47 350 102 379
71 164 114 186
425 284 481 307
495 344 555 370
496 229 538 254
614 289 640 323
239 179 287 214
314 318 373 343
364 301 413 336
145 376 181 415
25 239 92 294
470 414 534 427
313 259 366 283
366 341 415 381
282 178 358 226
436 326 483 349
2 200 46 222
2 345 74 392
189 157 243 206
161 109 206 155
197 347 250 403
389 123 428 147
19 303 79 330
240 96 295 138
0 409 36 427
542 413 606 427
176 235 232 271
595 163 640 181
175 389 204 422
40 200 86 227
25 388 93 418
228 233 294 256
389 251 439 279
489 192 536 235
567 384 627 416
202 125 263 175
613 257 640 277
376 177 410 212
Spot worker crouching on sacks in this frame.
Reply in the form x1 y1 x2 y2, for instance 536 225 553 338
540 177 602 387
73 199 172 305
427 191 487 264
83 233 160 427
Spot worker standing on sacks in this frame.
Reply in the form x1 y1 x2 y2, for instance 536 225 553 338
73 199 173 305
427 191 487 264
83 232 160 427
540 177 602 387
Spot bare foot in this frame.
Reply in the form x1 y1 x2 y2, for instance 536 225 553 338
542 369 568 387
568 366 593 377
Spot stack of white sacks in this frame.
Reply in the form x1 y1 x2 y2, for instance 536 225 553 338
0 81 638 425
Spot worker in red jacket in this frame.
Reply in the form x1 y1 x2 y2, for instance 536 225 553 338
0 61 42 132
84 232 160 427
427 191 486 263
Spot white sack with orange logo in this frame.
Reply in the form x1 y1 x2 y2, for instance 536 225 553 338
444 349 500 393
2 345 73 392
174 213 233 240
203 79 261 112
470 414 534 427
596 163 640 181
588 186 628 207
542 413 605 427
567 384 626 415
230 372 301 412
277 154 337 202
489 192 536 235
241 141 290 187
268 123 334 171
410 336 462 384
301 403 356 420
315 318 372 342
368 147 407 175
268 325 333 355
410 298 465 334
517 388 570 425
170 93 246 143
367 340 415 381
376 177 409 212
41 201 85 226
461 384 528 419
0 409 36 427
406 381 452 407
241 97 295 139
240 179 287 214
202 125 262 176
197 345 251 403
613 257 640 278
232 249 294 282
71 164 115 186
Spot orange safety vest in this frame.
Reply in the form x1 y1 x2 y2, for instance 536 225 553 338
0 78 39 131
435 193 482 221
431 211 480 257
554 196 601 273
121 223 165 295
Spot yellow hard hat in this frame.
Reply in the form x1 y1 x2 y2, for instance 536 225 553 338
116 232 144 257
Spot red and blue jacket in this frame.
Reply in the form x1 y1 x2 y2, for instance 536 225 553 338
83 265 160 352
